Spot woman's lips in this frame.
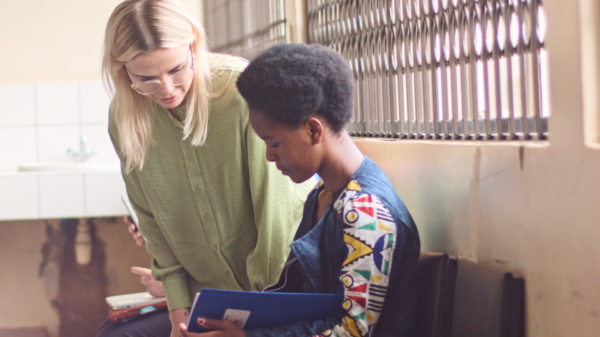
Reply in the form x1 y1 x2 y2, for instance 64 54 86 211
161 95 177 104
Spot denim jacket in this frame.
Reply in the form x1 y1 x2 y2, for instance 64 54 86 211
246 157 420 337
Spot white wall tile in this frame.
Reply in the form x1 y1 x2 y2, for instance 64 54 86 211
80 124 118 162
36 82 79 125
80 81 112 124
38 125 81 163
0 127 38 164
39 174 85 218
85 172 127 217
0 175 39 220
0 83 36 127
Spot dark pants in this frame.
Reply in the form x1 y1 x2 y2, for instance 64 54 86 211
97 311 171 337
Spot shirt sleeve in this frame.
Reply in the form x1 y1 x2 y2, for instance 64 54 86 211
125 169 192 310
324 193 398 336
246 193 398 337
242 98 314 291
109 126 192 310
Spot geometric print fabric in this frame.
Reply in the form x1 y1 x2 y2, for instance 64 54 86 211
316 180 398 337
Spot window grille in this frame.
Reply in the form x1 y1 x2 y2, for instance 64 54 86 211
205 0 288 60
308 0 549 140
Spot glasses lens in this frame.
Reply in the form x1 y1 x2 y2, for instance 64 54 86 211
171 68 194 86
135 82 161 95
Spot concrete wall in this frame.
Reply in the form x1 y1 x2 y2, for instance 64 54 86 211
0 218 150 336
355 0 600 336
0 221 59 333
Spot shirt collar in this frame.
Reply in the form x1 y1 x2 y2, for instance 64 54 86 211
154 101 187 130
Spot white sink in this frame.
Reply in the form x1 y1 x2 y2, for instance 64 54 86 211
17 161 121 172
0 164 18 172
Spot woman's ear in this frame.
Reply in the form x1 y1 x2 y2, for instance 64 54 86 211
305 117 324 145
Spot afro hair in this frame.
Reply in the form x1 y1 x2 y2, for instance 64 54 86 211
236 43 354 133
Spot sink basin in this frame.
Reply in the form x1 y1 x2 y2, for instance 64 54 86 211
17 161 121 172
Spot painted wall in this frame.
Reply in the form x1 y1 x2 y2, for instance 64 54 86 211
0 0 203 83
355 0 600 336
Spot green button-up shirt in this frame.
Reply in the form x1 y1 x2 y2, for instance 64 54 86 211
109 57 313 310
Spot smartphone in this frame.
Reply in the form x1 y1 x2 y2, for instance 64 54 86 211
121 194 141 233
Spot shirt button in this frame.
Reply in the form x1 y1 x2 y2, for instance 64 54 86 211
196 185 202 189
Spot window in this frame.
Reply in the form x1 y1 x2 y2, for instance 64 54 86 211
308 0 549 140
205 0 288 60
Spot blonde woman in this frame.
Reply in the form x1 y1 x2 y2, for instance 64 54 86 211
97 1 313 336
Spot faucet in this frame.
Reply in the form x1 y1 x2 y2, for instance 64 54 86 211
67 136 98 163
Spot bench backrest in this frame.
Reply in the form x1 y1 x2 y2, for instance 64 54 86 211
415 253 455 337
448 259 525 337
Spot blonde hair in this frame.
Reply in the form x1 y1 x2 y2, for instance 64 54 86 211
103 0 222 173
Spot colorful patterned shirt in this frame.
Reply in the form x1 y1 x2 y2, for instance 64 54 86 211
323 188 399 336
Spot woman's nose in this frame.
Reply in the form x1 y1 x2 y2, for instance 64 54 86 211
265 148 277 162
159 79 175 95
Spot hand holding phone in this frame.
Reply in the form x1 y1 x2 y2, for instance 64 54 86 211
122 194 146 246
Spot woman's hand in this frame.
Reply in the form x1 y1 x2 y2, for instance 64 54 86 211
131 266 165 297
170 308 191 337
179 318 245 337
125 216 146 246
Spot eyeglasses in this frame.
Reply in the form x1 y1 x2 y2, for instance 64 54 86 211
128 46 195 96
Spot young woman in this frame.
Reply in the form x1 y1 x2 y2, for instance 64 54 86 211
97 1 313 336
180 43 421 337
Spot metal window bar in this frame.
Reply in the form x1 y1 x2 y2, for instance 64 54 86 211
308 0 549 140
205 0 287 60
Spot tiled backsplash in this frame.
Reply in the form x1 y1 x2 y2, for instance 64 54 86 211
0 81 117 167
0 82 127 221
0 171 128 220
